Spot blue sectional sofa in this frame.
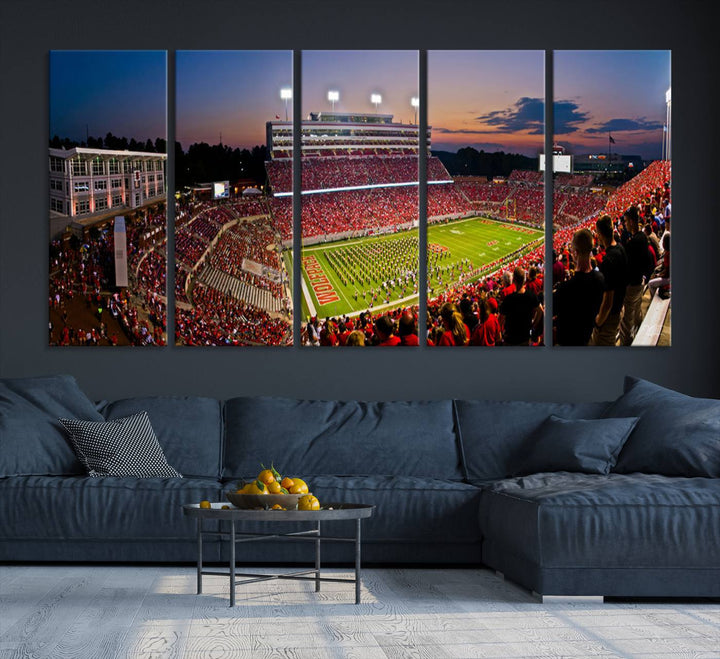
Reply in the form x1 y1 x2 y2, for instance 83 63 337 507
1 374 719 598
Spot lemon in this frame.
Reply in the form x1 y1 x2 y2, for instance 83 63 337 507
199 500 211 509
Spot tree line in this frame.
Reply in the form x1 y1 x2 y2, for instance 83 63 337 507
434 147 539 178
49 134 267 190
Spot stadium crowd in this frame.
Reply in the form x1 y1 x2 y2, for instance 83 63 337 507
175 284 291 346
267 155 452 194
49 207 167 346
551 160 671 346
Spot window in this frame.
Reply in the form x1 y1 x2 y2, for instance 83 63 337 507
94 180 107 191
50 156 64 173
111 178 122 188
95 197 108 211
50 179 63 191
92 159 104 176
50 198 64 212
74 181 89 193
112 194 123 207
71 159 86 176
148 174 155 182
108 159 120 174
75 199 90 214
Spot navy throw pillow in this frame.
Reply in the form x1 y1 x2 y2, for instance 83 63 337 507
0 375 103 477
606 376 720 477
515 415 639 476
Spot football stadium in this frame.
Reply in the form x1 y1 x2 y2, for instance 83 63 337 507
171 104 670 347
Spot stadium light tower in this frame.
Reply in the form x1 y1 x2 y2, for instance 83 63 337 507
280 88 292 121
371 93 382 112
411 97 419 124
328 90 339 112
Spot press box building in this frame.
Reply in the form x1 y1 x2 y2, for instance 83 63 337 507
48 147 167 227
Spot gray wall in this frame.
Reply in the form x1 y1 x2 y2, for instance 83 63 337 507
0 0 716 402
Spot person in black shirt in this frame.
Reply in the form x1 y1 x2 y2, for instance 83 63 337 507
500 267 540 346
554 228 605 346
619 205 651 345
590 214 628 346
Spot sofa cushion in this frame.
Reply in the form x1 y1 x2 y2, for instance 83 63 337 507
101 396 223 479
454 400 611 482
59 413 182 478
0 476 222 541
0 375 103 477
478 472 720 569
606 377 720 477
224 398 461 480
515 415 639 476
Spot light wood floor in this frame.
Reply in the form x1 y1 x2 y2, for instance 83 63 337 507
1 565 719 658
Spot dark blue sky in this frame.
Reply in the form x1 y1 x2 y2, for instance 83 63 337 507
176 51 291 150
50 51 166 144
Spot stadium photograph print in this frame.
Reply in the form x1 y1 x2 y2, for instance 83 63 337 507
552 50 671 347
175 51 293 347
49 50 168 347
300 50 420 347
427 50 545 347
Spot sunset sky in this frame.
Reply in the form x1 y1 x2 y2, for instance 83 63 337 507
429 50 544 156
302 50 418 123
50 50 671 161
50 51 166 144
554 50 670 160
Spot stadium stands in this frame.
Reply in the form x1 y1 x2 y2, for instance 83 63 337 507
49 207 167 346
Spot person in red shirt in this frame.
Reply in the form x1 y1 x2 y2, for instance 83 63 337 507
398 311 420 346
438 302 469 346
526 266 543 297
471 297 502 346
374 315 401 346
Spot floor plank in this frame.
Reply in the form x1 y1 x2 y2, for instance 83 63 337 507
0 566 719 659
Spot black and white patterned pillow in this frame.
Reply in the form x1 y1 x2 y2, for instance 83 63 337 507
59 412 182 478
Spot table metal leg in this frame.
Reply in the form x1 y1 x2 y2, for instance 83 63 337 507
229 520 236 607
355 518 361 605
315 521 321 592
196 517 203 595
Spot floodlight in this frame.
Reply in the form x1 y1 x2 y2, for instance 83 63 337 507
411 97 419 123
371 93 382 111
328 90 339 111
280 88 292 121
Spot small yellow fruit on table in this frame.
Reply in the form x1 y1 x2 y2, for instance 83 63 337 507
298 494 320 511
199 500 211 509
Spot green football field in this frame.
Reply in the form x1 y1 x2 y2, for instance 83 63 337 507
293 216 543 319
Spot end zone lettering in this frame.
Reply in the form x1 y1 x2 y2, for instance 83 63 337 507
302 254 340 305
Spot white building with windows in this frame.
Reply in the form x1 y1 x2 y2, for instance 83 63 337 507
49 147 167 223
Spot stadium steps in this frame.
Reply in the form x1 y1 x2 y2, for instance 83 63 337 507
633 290 671 347
198 266 281 313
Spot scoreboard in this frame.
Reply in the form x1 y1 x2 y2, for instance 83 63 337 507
539 154 573 173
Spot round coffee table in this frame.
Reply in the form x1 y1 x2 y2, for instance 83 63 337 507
182 503 374 606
